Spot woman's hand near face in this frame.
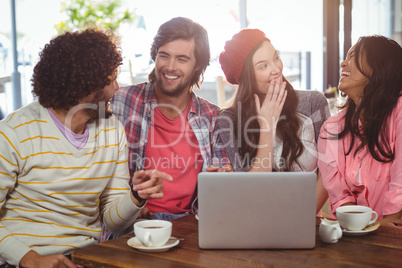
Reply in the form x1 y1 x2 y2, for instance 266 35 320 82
254 79 287 134
249 79 287 172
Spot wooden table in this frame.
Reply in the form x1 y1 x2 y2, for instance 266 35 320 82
72 215 402 268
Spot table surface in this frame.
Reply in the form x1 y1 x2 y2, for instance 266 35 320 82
72 215 402 268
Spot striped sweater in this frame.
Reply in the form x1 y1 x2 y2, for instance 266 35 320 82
0 101 141 265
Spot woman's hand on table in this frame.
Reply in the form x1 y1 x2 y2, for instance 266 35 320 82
206 164 233 172
378 211 402 228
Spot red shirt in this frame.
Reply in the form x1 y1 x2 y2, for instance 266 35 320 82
145 100 202 213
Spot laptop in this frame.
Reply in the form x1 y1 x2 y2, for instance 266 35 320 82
197 172 316 249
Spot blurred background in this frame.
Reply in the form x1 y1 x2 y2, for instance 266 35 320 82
0 0 401 118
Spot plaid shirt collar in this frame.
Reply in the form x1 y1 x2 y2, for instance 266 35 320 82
142 82 201 117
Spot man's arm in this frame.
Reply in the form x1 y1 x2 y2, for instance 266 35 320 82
0 125 34 265
99 123 172 234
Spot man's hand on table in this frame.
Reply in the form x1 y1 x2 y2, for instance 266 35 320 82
19 250 82 268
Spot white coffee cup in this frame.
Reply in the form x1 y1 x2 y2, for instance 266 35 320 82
336 205 378 231
134 220 172 247
319 218 343 243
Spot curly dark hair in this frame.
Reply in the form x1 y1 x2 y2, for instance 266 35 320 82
329 35 402 162
148 17 210 89
31 28 122 110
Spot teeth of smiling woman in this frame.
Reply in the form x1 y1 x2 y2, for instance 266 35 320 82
341 72 350 77
165 74 179 79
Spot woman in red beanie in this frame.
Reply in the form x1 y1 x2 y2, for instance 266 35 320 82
212 29 330 214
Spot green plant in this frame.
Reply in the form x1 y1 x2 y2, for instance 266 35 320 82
55 0 135 34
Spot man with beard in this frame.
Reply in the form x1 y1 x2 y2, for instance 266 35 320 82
0 29 171 267
108 17 229 239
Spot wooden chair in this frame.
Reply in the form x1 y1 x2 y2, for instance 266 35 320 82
215 75 237 108
128 59 135 85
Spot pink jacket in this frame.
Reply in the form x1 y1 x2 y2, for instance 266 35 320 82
318 97 402 219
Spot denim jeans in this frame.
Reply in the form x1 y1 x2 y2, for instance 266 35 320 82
152 211 190 221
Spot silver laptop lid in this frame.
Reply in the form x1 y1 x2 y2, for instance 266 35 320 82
198 172 316 249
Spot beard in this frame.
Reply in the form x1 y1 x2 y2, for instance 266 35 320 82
155 70 193 98
96 101 113 119
155 79 187 97
85 92 113 119
84 102 112 120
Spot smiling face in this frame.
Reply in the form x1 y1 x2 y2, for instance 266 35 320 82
154 38 198 98
252 41 283 95
338 43 370 104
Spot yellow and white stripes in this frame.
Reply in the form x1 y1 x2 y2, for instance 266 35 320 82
0 101 140 265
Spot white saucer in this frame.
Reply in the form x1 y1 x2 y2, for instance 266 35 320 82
342 225 379 236
195 214 199 220
127 236 179 252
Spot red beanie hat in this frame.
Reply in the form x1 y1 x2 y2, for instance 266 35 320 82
219 29 269 85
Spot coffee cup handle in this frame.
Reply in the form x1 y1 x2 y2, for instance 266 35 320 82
144 232 152 247
369 211 378 224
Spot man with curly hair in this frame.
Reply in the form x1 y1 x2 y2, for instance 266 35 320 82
0 28 171 267
106 17 230 241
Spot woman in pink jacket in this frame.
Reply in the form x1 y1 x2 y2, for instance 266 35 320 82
318 35 402 228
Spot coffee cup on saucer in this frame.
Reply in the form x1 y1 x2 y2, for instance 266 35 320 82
134 220 172 247
336 205 378 231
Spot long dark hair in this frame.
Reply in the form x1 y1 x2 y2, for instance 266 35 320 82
229 40 303 171
148 17 210 89
330 35 402 162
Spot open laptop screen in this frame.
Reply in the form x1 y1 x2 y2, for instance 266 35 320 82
198 172 317 249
